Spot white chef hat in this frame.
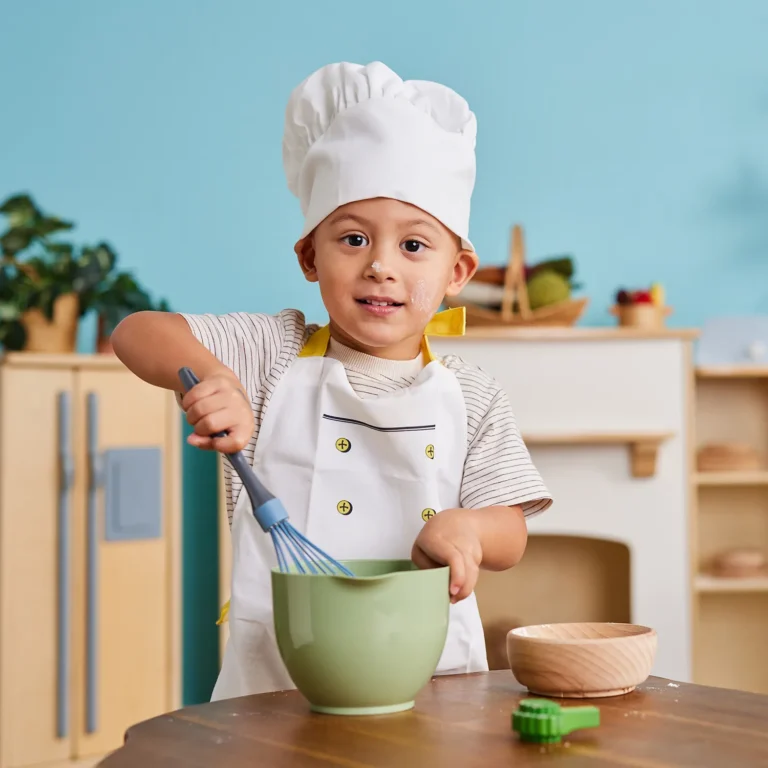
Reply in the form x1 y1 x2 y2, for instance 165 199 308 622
282 61 477 251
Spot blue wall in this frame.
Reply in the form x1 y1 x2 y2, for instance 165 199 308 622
4 0 768 701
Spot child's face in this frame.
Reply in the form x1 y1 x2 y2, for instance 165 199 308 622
296 198 478 359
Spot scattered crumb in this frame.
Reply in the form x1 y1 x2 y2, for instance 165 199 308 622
230 713 239 717
667 683 680 688
674 699 679 703
564 741 571 748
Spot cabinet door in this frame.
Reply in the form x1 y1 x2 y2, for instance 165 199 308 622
72 368 177 758
0 366 75 767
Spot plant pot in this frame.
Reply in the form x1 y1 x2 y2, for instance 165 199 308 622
21 293 79 353
96 314 115 354
96 310 132 354
610 303 672 330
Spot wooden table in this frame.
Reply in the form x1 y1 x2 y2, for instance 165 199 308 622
99 672 768 767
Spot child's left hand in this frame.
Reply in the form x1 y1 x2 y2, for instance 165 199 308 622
411 509 483 604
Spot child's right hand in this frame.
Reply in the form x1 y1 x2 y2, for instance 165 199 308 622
180 372 253 453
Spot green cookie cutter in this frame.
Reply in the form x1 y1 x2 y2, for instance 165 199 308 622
512 698 600 744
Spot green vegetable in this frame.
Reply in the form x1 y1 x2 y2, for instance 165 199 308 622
527 270 571 309
528 255 574 280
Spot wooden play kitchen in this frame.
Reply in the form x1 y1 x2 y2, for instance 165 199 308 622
99 669 768 766
0 354 181 768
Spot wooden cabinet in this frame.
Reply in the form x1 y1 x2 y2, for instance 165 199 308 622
0 354 181 768
430 329 695 683
692 365 768 694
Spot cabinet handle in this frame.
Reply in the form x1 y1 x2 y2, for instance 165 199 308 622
57 392 74 739
86 392 102 734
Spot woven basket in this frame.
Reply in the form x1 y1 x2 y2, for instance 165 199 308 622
444 224 588 326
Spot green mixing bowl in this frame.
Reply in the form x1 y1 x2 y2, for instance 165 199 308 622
272 559 449 715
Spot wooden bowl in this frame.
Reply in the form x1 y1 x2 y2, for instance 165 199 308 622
506 622 657 698
697 443 763 472
710 548 767 578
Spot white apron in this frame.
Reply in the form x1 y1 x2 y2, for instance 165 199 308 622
211 312 489 701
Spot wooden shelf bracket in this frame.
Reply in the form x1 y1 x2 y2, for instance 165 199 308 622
523 431 675 479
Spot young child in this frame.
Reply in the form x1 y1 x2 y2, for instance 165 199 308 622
112 60 552 701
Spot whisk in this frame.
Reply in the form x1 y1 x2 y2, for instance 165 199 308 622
179 367 354 577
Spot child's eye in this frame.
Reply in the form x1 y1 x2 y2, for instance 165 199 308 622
341 234 369 248
402 240 427 254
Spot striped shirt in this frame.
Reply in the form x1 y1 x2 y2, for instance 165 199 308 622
180 308 552 525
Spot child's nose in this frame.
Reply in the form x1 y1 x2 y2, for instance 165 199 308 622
363 251 397 282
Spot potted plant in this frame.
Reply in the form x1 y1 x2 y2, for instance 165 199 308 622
0 262 27 351
87 270 170 353
0 193 115 352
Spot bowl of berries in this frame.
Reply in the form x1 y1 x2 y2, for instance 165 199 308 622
610 284 671 330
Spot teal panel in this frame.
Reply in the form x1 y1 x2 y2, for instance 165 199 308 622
181 421 220 705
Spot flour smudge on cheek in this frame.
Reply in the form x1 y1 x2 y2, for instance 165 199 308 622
410 279 436 315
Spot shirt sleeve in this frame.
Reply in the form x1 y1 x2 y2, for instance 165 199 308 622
178 310 289 400
452 361 553 518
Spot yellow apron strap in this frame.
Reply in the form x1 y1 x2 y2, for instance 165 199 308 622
216 599 230 625
424 305 466 337
422 306 466 363
298 324 331 358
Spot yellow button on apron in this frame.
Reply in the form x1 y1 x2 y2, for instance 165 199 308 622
422 508 436 521
337 500 353 515
425 444 435 459
335 437 351 453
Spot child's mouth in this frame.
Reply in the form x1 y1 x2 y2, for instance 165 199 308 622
355 297 404 316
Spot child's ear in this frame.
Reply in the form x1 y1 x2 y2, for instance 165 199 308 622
294 236 319 282
444 249 479 297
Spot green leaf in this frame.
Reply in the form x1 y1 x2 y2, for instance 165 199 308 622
35 285 62 320
0 227 36 257
77 242 116 279
44 241 75 257
531 256 574 279
91 242 117 273
1 320 26 350
0 301 19 321
0 194 38 227
38 216 74 236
